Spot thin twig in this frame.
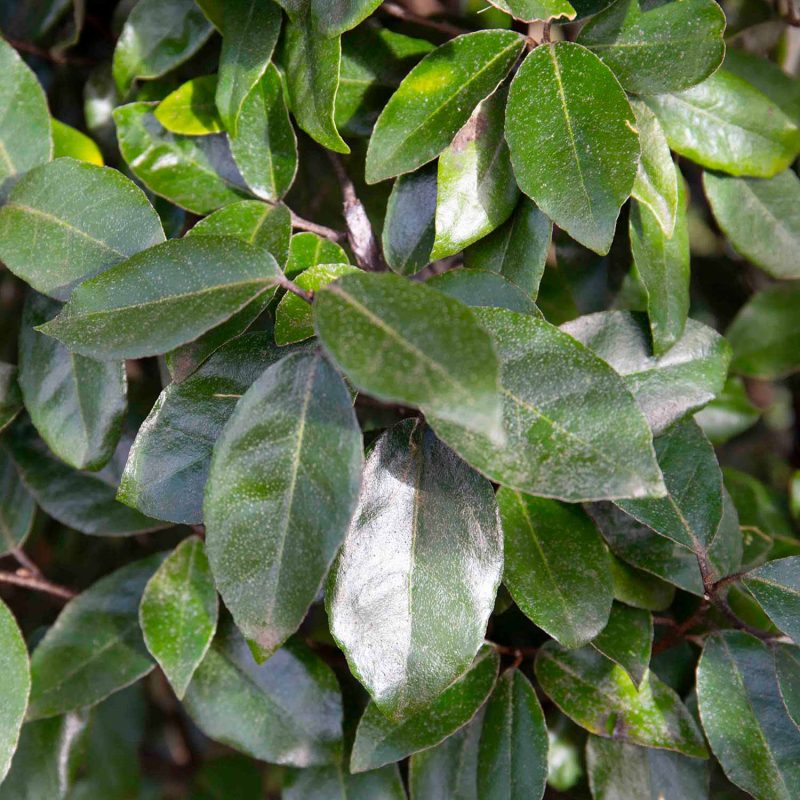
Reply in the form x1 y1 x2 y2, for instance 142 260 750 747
288 209 346 242
277 274 314 304
652 601 709 656
6 37 95 65
12 548 42 578
380 2 469 37
489 641 539 659
0 570 76 601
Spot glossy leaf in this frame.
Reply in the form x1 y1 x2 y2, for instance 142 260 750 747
38 236 282 360
743 557 800 643
0 364 22 435
51 119 103 166
427 269 539 315
283 762 405 800
350 646 499 773
477 669 548 800
0 158 165 301
0 598 30 782
724 49 800 125
154 75 224 134
0 446 34 557
487 0 575 21
590 602 652 687
609 553 675 612
286 232 349 278
577 0 725 95
27 554 162 720
19 293 126 471
704 169 800 280
329 420 502 718
775 644 800 729
428 308 666 502
140 536 218 698
645 70 800 178
112 0 213 94
506 42 639 255
311 0 383 36
365 31 525 184
205 350 362 657
183 623 343 766
535 642 707 757
561 310 731 435
696 377 761 445
697 630 800 799
432 87 519 259
313 272 504 442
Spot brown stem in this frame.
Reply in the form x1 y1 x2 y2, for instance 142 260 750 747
380 2 469 37
288 209 346 243
652 601 709 656
490 641 539 659
0 570 76 601
6 37 96 65
277 274 314 304
12 548 42 578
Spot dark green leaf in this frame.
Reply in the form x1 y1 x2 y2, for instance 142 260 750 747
743 557 800 643
0 598 30 782
38 236 282 360
283 762 405 800
427 269 539 315
329 420 502 718
365 31 525 184
696 377 761 445
311 0 383 36
506 42 639 255
590 602 652 687
286 232 349 278
609 553 675 612
205 350 362 657
697 630 800 800
723 49 800 125
487 0 576 22
0 364 22 435
535 641 707 757
775 644 800 729
0 445 35 557
0 158 165 301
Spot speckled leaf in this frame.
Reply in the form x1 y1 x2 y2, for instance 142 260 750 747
286 233 349 277
724 49 800 125
51 119 104 166
350 646 499 773
743 557 800 643
154 75 224 134
645 70 800 178
577 0 725 95
609 553 675 612
427 269 539 315
283 762 405 800
310 0 383 36
19 293 126 471
726 283 800 379
0 598 29 782
184 622 343 766
205 350 362 657
590 602 652 687
477 668 548 800
704 169 800 280
215 0 281 136
775 644 800 729
561 310 731 435
365 31 525 184
696 377 761 445
427 308 666 502
535 641 707 757
0 158 165 301
506 42 639 255
329 420 502 718
0 445 35 557
499 491 613 648
586 736 709 800
140 537 218 698
0 364 22 435
38 236 282 360
432 88 519 259
114 102 251 214
230 64 298 202
697 630 800 799
487 0 575 22
112 0 213 94
314 272 504 442
27 554 163 720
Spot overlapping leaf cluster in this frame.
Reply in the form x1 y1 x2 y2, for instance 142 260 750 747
1 0 800 798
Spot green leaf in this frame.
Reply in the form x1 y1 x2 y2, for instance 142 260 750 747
27 554 163 720
182 622 343 766
0 598 30 782
427 269 540 315
0 364 22 435
645 70 800 178
365 31 525 184
697 630 800 800
205 350 362 657
499 491 613 648
506 42 639 255
0 38 51 196
230 64 298 202
630 99 678 236
382 164 437 276
350 646 499 773
286 232 349 278
743 557 800 643
432 87 519 259
561 310 731 435
577 0 725 95
775 644 800 729
283 762 405 800
51 119 104 166
428 308 666 502
113 102 251 214
154 76 224 135
140 536 218 698
535 641 707 757
609 553 675 612
477 669 548 800
112 0 213 94
121 332 290 524
486 0 575 22
0 446 34 557
726 283 800 379
696 377 760 445
215 0 281 136
703 169 800 280
329 420 502 718
19 293 126 471
38 236 282 360
275 264 359 345
586 736 709 800
282 7 349 154
463 198 552 297
590 602 652 688
0 158 165 301
313 272 504 442
311 0 382 36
